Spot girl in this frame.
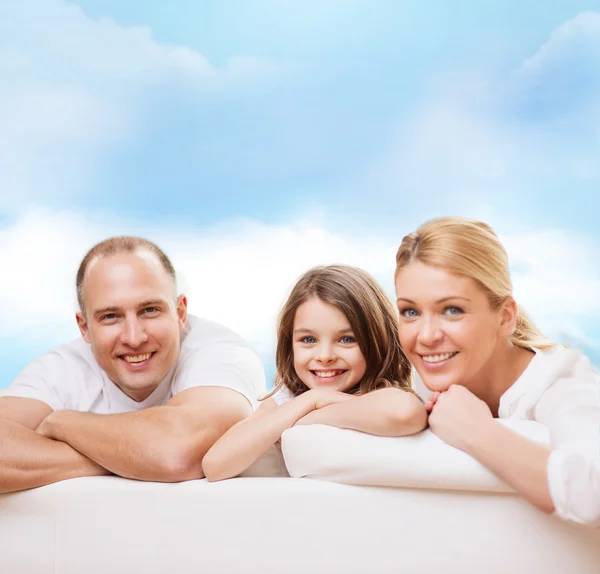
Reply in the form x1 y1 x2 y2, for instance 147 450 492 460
202 265 427 481
394 216 600 526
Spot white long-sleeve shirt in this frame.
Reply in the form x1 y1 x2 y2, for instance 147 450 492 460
412 344 600 526
498 345 600 527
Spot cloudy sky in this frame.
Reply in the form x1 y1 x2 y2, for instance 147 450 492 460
2 1 600 388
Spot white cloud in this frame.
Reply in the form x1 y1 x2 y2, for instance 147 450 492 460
0 0 279 210
2 207 600 363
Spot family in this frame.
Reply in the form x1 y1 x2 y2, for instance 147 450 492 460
1 216 598 528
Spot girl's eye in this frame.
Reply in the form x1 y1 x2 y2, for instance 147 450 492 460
299 336 317 344
444 306 463 316
339 336 356 344
400 308 419 319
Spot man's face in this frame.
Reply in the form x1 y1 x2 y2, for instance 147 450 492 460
76 250 187 402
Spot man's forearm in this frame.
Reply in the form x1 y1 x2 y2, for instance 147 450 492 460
0 417 110 494
40 408 205 482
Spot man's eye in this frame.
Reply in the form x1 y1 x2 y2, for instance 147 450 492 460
100 314 117 321
142 307 159 315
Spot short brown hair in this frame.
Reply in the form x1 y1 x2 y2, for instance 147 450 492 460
265 265 416 400
76 236 176 314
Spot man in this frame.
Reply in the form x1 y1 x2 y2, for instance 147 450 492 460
0 236 265 493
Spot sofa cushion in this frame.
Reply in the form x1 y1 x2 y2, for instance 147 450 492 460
281 420 549 493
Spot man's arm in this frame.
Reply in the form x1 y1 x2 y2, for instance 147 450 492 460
0 397 110 494
37 386 252 482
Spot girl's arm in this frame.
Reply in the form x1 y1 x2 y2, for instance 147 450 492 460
294 387 428 437
201 389 349 481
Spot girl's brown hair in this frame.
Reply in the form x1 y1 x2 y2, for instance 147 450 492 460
395 216 555 352
264 265 416 400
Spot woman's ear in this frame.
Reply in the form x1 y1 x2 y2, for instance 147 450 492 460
499 296 518 337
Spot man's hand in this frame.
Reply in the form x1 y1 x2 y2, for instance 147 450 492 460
428 384 494 451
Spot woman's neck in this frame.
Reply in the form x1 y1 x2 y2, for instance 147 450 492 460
468 343 536 417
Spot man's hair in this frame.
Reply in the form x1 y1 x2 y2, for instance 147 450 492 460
76 236 176 314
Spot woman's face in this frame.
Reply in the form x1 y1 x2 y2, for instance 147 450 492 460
394 261 512 393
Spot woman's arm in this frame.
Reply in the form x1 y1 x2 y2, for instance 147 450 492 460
428 383 600 524
202 389 349 481
294 387 428 436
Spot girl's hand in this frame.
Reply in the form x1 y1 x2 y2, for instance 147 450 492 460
428 385 494 451
306 388 353 410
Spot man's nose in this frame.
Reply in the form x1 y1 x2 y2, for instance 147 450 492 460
120 317 149 348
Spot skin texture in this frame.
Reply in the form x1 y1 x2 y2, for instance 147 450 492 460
202 296 427 482
395 261 555 514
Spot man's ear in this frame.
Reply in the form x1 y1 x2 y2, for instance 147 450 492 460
76 312 92 344
176 294 188 330
499 296 518 338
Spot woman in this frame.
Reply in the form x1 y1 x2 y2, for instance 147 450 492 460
394 216 600 527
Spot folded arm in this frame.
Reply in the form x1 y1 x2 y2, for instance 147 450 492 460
0 397 110 494
202 389 350 481
294 387 428 436
37 386 252 482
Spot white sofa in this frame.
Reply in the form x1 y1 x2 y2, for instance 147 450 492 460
1 420 599 574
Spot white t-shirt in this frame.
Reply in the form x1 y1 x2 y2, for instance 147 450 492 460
5 315 266 414
415 345 600 527
271 384 296 405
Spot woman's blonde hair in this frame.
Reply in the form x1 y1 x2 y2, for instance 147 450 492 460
395 216 555 352
264 265 416 400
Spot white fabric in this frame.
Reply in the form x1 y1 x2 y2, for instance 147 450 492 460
270 384 295 405
498 346 600 527
282 420 550 492
3 315 265 412
0 476 599 573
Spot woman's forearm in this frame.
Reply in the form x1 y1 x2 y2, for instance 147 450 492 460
464 420 554 513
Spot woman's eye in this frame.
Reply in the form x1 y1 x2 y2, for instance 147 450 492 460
339 336 356 344
400 308 419 319
444 306 463 316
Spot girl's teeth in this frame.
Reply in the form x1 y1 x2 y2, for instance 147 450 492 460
314 370 343 378
422 352 456 364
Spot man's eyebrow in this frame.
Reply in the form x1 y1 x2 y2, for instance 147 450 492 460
93 306 121 317
138 299 167 308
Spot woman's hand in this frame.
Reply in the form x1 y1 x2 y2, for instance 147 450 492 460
428 384 494 451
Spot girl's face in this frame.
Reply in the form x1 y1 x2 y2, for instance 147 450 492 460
394 261 512 394
292 296 367 393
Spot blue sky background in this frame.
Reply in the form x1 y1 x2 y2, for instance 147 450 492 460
1 1 600 388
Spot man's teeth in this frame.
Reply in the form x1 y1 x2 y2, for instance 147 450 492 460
422 352 456 364
313 370 344 378
123 353 152 363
